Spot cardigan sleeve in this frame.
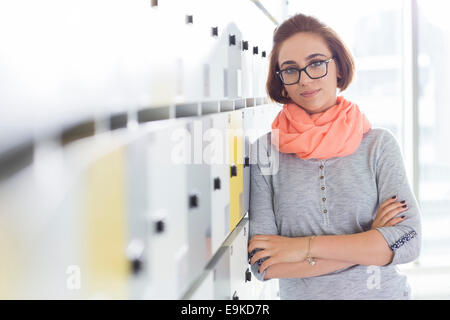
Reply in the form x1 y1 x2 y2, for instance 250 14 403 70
248 133 279 281
374 129 422 266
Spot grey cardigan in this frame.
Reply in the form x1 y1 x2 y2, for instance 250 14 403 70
249 127 422 300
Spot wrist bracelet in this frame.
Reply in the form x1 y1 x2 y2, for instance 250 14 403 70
306 236 316 266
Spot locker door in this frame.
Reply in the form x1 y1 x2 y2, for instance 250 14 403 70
144 122 190 299
188 271 215 300
226 218 252 300
185 118 213 291
242 108 257 217
148 1 181 106
0 143 85 299
124 136 151 299
228 111 244 232
206 15 228 100
225 23 242 99
241 35 252 98
83 146 129 299
210 246 232 300
207 113 231 253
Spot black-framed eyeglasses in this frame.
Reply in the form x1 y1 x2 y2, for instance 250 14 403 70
276 58 334 85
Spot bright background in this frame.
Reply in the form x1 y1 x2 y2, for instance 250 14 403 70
289 0 450 299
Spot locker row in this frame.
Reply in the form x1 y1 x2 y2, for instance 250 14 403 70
0 0 278 159
0 104 281 299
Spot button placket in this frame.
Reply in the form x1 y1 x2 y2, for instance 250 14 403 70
319 160 329 227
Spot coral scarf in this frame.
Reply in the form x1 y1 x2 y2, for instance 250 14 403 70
271 96 371 160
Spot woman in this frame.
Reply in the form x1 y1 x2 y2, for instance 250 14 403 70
248 13 422 300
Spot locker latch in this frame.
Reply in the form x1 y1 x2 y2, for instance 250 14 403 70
189 194 199 209
229 34 236 46
245 268 252 282
244 156 250 168
213 177 221 190
230 165 237 177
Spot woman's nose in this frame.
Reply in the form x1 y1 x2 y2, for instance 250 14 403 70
298 70 314 86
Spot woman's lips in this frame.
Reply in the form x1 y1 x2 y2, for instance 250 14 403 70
301 89 321 98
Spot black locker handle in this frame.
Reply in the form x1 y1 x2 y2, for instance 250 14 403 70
185 15 193 24
242 40 248 51
189 194 199 209
213 177 221 190
229 34 236 46
230 165 237 177
154 220 165 233
244 156 250 168
245 268 252 282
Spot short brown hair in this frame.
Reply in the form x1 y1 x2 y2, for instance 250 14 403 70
266 13 355 104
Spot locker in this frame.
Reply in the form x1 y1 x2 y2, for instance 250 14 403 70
207 25 228 100
225 23 243 99
207 246 232 300
242 108 257 217
227 111 244 232
178 16 211 103
252 50 265 98
241 36 253 98
124 136 151 299
142 121 191 299
83 146 129 299
0 143 85 299
186 218 258 300
224 218 253 300
206 113 231 253
184 117 213 291
148 2 182 107
187 272 215 300
181 269 215 300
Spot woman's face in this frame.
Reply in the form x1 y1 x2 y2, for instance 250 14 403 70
277 32 339 114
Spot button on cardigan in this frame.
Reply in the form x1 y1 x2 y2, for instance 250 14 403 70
249 127 422 300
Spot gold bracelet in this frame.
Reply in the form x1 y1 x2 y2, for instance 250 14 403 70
306 236 316 266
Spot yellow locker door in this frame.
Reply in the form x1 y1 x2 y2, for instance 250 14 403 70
83 146 129 299
228 111 244 232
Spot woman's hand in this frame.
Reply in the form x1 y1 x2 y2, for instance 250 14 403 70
248 235 308 274
371 196 408 229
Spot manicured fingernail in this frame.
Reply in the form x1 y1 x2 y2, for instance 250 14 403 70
401 215 406 219
392 195 397 199
402 205 407 208
400 200 406 204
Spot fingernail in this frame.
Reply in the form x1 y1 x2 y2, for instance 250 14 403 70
400 200 406 204
392 195 397 199
402 205 407 208
401 215 406 219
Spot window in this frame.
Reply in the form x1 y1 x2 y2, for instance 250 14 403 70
417 0 450 267
288 0 403 135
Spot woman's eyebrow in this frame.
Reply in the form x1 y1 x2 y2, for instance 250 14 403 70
305 53 327 60
280 53 328 68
